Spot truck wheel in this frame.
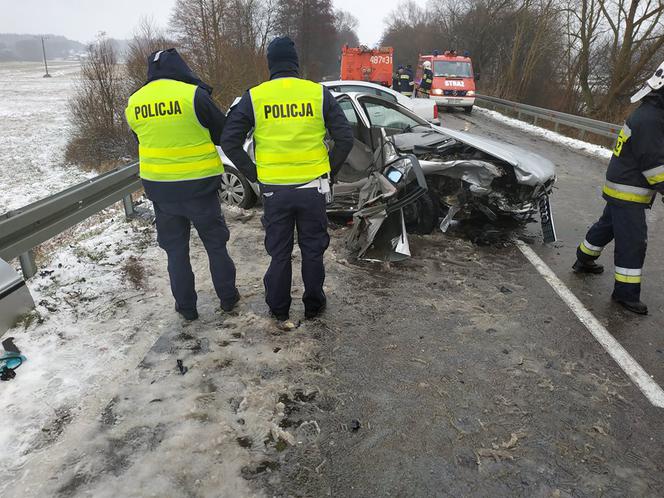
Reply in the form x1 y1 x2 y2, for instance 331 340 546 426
464 106 473 114
219 166 257 209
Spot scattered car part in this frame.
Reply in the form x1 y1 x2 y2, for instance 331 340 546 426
1 337 26 381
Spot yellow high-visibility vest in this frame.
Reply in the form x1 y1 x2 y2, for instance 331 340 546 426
250 78 330 184
125 79 223 182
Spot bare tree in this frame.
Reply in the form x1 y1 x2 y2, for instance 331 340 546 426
125 16 174 92
66 34 133 170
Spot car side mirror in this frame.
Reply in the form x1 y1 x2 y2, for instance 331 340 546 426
475 74 480 81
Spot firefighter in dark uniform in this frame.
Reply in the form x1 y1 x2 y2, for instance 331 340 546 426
126 49 239 321
417 60 434 98
393 65 414 97
221 37 353 322
573 62 664 315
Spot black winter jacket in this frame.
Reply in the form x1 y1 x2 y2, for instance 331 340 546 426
604 93 664 207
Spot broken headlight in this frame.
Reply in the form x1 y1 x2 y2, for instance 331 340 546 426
384 158 412 187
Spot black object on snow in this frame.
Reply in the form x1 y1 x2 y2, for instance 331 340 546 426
176 359 188 375
2 337 21 355
1 367 16 381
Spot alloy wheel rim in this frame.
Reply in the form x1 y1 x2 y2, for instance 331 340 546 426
220 172 245 205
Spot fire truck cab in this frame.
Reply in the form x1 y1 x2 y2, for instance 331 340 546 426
418 51 477 113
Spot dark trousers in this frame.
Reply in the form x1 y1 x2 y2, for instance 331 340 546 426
577 202 648 301
262 187 330 318
153 193 237 310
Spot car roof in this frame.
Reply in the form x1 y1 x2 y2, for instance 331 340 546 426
322 80 399 95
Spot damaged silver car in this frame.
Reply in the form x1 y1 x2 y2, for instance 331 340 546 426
219 92 557 258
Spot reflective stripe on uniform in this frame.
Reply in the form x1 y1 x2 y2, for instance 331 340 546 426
579 239 603 257
602 181 655 204
642 165 664 185
140 157 224 176
139 143 217 159
615 266 642 284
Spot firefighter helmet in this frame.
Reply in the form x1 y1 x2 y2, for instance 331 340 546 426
631 61 664 103
423 60 431 69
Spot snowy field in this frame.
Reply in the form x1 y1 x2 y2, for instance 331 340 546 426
0 61 94 213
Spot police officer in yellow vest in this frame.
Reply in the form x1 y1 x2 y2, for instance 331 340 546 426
222 37 353 322
126 49 239 321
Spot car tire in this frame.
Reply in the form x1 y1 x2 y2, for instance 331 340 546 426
218 166 257 209
404 190 438 234
464 106 473 114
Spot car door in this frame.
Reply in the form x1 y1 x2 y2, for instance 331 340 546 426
333 96 376 184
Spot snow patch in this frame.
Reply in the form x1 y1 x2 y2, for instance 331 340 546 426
475 106 613 160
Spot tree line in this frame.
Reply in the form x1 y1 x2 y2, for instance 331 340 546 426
67 0 359 169
382 0 664 122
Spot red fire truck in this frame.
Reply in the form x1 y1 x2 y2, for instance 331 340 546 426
340 45 394 88
417 50 477 113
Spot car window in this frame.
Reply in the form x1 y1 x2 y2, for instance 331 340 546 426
359 97 427 131
338 84 381 96
433 61 473 78
376 89 398 103
337 97 361 139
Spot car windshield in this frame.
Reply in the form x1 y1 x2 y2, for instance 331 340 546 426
433 61 472 78
359 96 429 132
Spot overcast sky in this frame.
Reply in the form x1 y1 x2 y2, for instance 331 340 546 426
0 0 400 46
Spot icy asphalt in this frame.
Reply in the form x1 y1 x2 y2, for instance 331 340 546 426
1 99 663 496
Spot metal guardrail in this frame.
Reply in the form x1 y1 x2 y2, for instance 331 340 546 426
0 163 141 279
475 94 622 139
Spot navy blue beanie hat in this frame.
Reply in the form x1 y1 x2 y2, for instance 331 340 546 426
267 36 299 75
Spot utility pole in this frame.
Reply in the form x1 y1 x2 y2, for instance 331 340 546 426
41 37 51 78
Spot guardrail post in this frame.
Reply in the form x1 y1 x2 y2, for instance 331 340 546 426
122 194 135 219
19 250 37 279
554 122 560 133
533 116 538 126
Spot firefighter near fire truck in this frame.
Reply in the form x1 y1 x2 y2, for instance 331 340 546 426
573 61 664 315
416 60 434 98
393 65 414 97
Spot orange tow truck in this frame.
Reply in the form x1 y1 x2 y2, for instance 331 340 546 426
340 45 394 88
417 50 477 113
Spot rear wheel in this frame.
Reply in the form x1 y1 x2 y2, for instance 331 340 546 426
219 166 257 209
464 106 473 114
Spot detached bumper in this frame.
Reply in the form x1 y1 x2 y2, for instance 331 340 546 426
432 96 475 107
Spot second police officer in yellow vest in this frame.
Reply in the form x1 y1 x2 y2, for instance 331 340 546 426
126 49 239 321
222 37 353 323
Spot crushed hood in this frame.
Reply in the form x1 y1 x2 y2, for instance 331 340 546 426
393 126 556 187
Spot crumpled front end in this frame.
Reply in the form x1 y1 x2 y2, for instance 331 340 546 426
346 155 428 261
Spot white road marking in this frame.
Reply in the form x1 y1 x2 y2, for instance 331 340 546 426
516 240 664 408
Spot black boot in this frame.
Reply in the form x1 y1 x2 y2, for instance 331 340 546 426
175 304 199 321
611 294 648 315
573 260 604 274
220 289 240 312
